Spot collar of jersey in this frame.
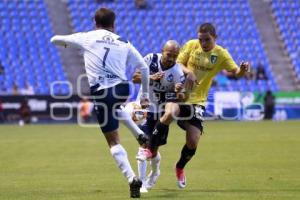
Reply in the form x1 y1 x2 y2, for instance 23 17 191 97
160 60 175 71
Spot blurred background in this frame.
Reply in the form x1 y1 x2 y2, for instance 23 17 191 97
0 0 300 124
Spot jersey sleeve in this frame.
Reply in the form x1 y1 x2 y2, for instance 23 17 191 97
143 53 153 67
127 43 149 95
127 43 147 69
174 65 186 84
220 49 238 72
177 40 193 66
50 32 86 49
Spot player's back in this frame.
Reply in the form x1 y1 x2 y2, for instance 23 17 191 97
51 28 148 92
80 29 131 88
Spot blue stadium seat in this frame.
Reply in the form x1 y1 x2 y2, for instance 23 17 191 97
1 1 282 94
271 0 300 83
0 1 68 95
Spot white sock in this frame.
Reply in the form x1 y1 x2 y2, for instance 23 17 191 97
110 144 136 183
150 151 161 173
137 147 148 184
117 108 144 139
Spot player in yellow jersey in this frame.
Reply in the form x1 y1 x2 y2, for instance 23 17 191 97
140 23 250 189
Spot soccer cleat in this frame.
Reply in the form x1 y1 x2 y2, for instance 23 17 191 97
129 177 142 198
145 170 160 190
136 148 152 161
137 134 149 146
175 167 186 189
140 185 148 193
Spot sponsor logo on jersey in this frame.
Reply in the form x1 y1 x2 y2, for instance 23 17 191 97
96 35 119 46
152 81 166 91
98 73 118 80
106 74 118 78
103 35 114 43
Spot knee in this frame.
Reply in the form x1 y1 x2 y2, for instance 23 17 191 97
186 127 201 149
151 148 159 158
160 103 179 123
182 144 196 158
162 109 173 121
186 137 200 149
104 130 120 147
187 143 198 151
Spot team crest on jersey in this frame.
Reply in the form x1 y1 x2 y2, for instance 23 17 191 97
167 74 174 82
210 55 218 64
102 35 114 43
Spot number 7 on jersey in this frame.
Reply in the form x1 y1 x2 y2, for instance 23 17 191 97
102 47 110 68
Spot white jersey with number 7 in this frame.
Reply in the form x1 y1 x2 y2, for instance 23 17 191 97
51 29 148 91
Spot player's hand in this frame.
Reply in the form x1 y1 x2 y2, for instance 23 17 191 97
150 72 164 81
132 70 141 83
176 92 186 101
175 83 184 93
240 61 250 72
185 71 198 90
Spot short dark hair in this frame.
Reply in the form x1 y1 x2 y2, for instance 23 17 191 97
94 8 115 28
198 23 217 38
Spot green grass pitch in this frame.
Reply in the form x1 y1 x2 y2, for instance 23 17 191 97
0 121 300 200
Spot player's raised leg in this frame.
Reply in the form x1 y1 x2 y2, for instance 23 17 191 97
117 108 149 145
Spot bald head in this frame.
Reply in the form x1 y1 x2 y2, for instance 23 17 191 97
163 40 180 52
161 40 181 68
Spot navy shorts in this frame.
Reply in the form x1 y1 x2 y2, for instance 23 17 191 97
139 112 160 136
139 112 168 146
91 82 129 133
177 104 205 133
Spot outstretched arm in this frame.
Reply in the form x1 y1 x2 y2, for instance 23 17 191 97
229 61 251 78
50 33 85 49
50 35 68 47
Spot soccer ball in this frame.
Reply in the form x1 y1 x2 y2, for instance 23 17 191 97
124 102 147 125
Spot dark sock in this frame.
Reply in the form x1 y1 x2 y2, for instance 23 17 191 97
150 121 169 150
176 144 196 169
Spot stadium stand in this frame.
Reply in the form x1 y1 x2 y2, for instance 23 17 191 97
0 0 69 95
271 0 300 81
66 0 278 93
0 0 281 95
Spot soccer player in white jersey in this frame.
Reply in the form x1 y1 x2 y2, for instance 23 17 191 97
50 8 149 198
130 40 185 192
